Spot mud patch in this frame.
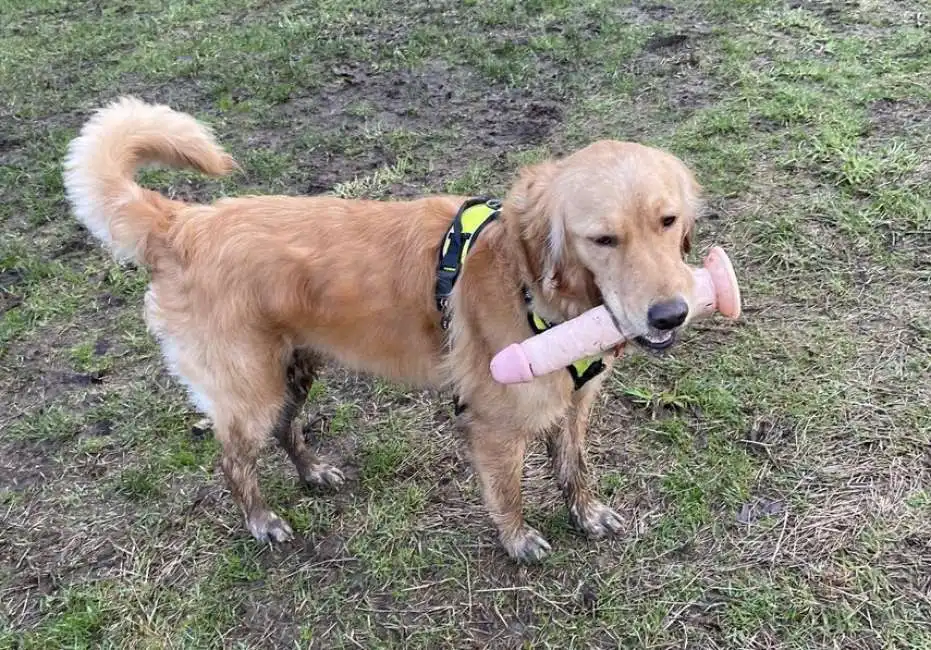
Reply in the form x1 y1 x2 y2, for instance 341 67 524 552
0 441 63 493
274 62 564 194
868 97 931 138
0 269 25 314
644 32 690 51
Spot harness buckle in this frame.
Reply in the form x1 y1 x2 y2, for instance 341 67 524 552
438 296 451 330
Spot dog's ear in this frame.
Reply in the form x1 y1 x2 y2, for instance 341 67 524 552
681 217 694 256
679 168 702 258
507 160 600 313
507 161 560 280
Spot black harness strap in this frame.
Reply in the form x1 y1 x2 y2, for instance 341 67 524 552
437 197 503 416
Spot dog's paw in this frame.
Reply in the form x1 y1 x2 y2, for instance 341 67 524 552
502 526 552 564
248 510 294 544
571 500 624 539
303 463 345 490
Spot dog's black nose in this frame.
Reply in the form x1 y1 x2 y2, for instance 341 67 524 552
647 298 688 330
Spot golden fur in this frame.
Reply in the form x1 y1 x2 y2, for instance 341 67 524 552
63 97 702 562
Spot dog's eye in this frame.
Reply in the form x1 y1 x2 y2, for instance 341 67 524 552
662 215 677 228
590 235 618 247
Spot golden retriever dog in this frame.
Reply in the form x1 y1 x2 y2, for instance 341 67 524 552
63 97 701 562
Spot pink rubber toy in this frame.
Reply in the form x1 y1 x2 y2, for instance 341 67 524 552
490 246 742 384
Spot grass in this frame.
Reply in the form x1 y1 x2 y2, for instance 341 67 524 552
1 0 930 648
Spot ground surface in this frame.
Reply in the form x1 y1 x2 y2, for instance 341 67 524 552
1 1 929 648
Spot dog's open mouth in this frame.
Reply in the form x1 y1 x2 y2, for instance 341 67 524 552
634 329 677 351
602 304 679 352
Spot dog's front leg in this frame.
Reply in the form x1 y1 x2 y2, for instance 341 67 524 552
467 419 551 563
547 376 624 540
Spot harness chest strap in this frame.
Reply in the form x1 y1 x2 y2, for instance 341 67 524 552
523 288 607 391
435 197 608 393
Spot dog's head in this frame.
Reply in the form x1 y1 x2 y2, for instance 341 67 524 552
507 140 702 351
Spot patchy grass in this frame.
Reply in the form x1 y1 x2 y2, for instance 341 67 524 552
2 0 930 648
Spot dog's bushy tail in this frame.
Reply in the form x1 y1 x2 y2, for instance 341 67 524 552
63 96 236 265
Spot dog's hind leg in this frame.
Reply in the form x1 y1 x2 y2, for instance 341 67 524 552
272 348 345 490
546 376 624 540
215 407 295 543
199 344 302 544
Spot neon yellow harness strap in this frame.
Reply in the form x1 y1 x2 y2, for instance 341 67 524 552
528 310 606 390
435 197 502 320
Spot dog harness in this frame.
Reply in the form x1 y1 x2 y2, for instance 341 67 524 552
523 288 606 390
435 197 502 329
436 198 607 395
